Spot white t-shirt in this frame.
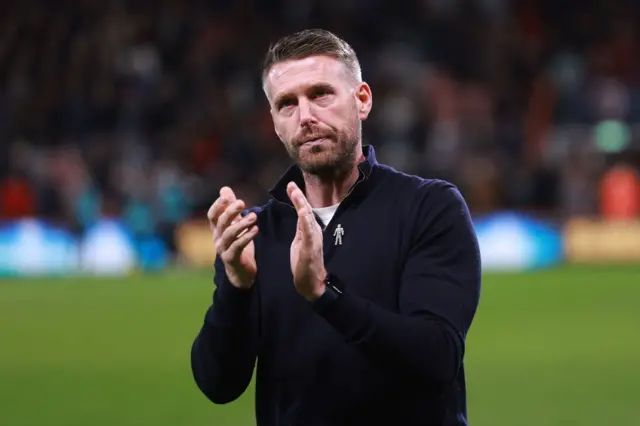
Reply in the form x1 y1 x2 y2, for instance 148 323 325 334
312 204 339 228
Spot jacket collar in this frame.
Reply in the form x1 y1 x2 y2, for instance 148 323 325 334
268 144 378 205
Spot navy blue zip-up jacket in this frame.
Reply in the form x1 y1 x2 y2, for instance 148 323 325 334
191 145 482 426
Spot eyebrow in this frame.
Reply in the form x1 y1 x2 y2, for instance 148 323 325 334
310 82 334 93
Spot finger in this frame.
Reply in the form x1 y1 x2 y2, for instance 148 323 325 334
208 187 238 227
207 197 232 228
293 215 314 246
287 182 312 215
286 182 319 241
219 186 237 203
217 213 257 253
223 225 259 261
217 199 246 234
286 181 297 200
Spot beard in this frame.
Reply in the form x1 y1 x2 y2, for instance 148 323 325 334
284 114 361 177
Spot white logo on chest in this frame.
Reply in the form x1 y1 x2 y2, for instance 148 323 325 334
333 224 344 246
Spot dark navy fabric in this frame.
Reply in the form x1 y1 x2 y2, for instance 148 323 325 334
191 145 482 426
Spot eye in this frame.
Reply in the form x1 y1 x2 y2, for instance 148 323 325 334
312 87 331 98
277 98 296 111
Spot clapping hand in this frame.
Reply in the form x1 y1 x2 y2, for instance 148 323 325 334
208 187 258 289
286 182 327 301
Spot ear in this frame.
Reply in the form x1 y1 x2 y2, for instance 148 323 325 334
355 82 373 121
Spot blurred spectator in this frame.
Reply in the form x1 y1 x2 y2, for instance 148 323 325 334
0 169 35 220
0 0 639 249
600 160 640 220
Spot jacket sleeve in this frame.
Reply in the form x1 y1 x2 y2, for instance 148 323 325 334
190 255 260 404
313 182 481 389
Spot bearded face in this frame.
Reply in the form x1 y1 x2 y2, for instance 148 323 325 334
284 108 361 175
264 55 371 176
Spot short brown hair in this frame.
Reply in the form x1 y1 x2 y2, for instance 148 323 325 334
261 29 362 84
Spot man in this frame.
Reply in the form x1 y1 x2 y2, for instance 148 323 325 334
191 29 482 426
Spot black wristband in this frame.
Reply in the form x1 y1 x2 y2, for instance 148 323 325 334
311 274 344 313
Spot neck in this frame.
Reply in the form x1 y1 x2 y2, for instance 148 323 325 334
303 151 365 208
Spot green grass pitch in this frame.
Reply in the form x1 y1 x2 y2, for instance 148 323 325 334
0 265 638 426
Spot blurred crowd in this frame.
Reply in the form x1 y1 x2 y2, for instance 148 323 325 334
1 0 640 252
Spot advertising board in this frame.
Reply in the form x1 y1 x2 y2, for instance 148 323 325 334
564 219 640 263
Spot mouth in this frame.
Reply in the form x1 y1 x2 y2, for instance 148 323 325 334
300 137 330 147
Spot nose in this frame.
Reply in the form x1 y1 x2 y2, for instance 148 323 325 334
297 98 317 126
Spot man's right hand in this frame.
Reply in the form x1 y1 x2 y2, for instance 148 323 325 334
208 186 258 289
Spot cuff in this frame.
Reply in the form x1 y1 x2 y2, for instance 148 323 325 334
208 276 254 327
313 290 369 341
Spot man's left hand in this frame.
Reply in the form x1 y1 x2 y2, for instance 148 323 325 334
287 182 326 301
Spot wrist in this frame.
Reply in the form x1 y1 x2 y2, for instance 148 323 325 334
303 268 327 301
224 266 254 290
305 282 326 302
309 273 344 313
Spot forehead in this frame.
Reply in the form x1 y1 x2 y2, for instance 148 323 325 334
265 55 349 99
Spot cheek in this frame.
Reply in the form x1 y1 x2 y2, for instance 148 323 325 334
329 105 357 129
316 106 346 128
274 120 294 141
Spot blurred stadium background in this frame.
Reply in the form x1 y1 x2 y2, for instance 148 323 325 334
1 1 639 425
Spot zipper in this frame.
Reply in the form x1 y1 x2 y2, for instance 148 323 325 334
272 163 367 233
322 163 366 231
